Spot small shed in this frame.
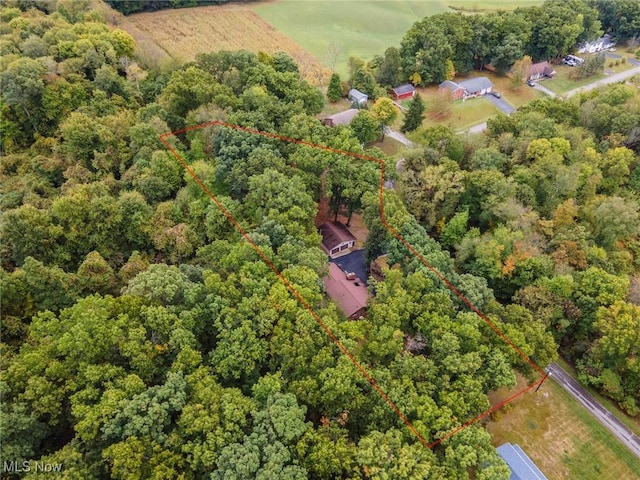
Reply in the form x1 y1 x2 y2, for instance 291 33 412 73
348 88 368 108
439 80 466 100
323 263 368 319
527 61 556 81
322 109 359 127
497 443 548 480
389 84 416 100
319 221 356 258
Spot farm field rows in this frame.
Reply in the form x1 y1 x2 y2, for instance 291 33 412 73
488 374 640 480
119 4 325 77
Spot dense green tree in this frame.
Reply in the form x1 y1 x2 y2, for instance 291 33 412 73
401 93 425 133
371 96 397 140
400 21 454 86
349 110 379 144
326 72 342 102
375 46 404 87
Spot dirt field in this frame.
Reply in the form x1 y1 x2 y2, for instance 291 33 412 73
488 374 640 480
108 3 328 83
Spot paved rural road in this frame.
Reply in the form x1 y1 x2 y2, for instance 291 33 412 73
566 65 640 97
547 362 640 460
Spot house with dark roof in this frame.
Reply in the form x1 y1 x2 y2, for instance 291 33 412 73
323 109 359 127
527 61 556 82
319 221 356 258
389 84 416 100
348 89 368 108
323 262 368 319
578 34 616 54
439 80 466 100
497 443 548 480
439 77 493 100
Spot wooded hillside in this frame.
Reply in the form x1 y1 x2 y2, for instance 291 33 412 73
1 1 638 479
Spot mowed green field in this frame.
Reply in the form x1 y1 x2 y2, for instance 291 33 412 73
488 374 640 480
252 0 543 76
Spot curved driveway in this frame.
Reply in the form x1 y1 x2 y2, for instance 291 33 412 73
547 363 640 460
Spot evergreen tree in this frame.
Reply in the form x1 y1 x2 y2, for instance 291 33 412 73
327 73 342 102
401 93 425 133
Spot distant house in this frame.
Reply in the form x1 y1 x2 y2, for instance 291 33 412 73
439 77 493 100
323 262 368 319
527 61 556 81
319 221 356 258
497 443 548 480
348 88 368 108
323 109 359 127
578 34 616 54
389 84 416 100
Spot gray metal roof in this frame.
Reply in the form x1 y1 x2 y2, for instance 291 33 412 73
348 89 368 101
457 76 493 93
324 109 359 126
439 80 461 91
497 443 548 480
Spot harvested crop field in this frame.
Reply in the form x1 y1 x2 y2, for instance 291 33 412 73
118 5 327 81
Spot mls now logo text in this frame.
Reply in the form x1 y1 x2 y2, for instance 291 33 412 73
2 461 63 474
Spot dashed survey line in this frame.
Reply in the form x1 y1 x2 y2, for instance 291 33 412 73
160 120 547 449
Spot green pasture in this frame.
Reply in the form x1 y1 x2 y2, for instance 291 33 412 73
253 0 543 76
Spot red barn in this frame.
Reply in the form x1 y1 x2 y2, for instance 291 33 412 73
389 84 416 100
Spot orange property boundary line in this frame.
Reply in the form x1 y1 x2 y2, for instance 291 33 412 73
160 120 548 449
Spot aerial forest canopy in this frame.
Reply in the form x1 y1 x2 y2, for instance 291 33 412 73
0 1 639 479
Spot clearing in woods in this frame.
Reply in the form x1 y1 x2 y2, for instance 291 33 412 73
488 374 640 480
115 4 326 81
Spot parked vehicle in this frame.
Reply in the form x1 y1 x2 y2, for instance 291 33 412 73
565 54 585 65
490 91 502 98
527 80 535 87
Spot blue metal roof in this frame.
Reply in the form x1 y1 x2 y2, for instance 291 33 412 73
497 443 548 480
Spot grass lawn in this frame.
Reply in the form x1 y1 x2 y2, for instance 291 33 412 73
252 1 542 77
319 98 353 116
488 374 640 480
543 65 606 94
484 72 546 107
544 60 636 95
554 358 640 437
413 89 499 131
370 135 404 157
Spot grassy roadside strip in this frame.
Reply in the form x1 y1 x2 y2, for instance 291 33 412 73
488 374 640 480
551 378 640 479
554 357 640 437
